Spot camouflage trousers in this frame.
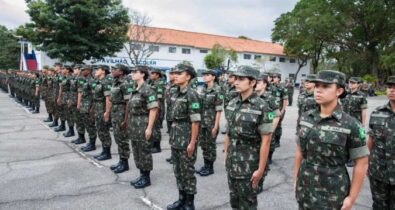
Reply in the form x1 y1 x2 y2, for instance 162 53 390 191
227 174 258 210
131 140 153 171
67 104 76 128
151 119 162 144
34 95 40 108
75 110 85 135
46 98 55 115
58 103 67 121
111 105 130 159
369 177 395 210
172 147 197 195
198 126 218 162
80 112 97 139
272 113 284 149
95 104 111 148
52 99 60 119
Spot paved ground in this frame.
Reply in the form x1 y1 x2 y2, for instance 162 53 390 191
0 90 382 210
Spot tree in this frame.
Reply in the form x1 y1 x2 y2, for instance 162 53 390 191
204 44 237 71
124 10 162 66
0 25 20 69
24 0 130 63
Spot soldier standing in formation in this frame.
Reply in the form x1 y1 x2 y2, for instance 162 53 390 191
54 66 72 132
294 70 369 210
63 65 79 138
165 69 178 164
126 65 158 189
270 72 288 148
221 70 238 134
367 76 395 210
285 77 294 106
167 64 201 210
224 66 273 210
196 69 223 177
296 74 318 130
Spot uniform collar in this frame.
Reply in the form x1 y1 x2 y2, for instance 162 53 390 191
236 92 257 104
311 105 343 122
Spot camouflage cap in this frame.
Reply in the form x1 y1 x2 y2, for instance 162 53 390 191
63 65 73 72
386 75 395 85
202 69 217 76
256 72 269 81
311 70 346 87
271 72 281 77
112 64 129 74
232 65 260 79
73 64 82 69
173 63 196 78
95 65 110 74
305 74 317 82
81 65 92 71
349 77 362 83
150 67 162 74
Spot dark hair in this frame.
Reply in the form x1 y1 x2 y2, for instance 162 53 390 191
135 66 150 81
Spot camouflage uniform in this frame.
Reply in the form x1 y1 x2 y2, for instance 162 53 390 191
272 82 288 147
59 75 70 123
92 77 112 148
368 77 395 209
341 90 368 123
78 76 97 140
46 75 55 116
148 75 165 152
166 82 178 133
68 75 79 129
127 82 158 172
297 78 318 130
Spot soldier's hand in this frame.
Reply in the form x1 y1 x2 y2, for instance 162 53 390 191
103 112 110 122
186 143 195 157
341 196 354 210
120 121 127 130
77 104 80 111
250 169 264 189
145 128 152 140
57 98 61 105
211 127 218 138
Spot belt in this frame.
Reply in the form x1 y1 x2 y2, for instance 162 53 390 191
112 102 126 105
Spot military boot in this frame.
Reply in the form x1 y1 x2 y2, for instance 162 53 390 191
63 126 75 137
183 194 195 210
113 158 129 173
110 159 122 171
95 147 112 161
54 120 66 132
130 169 144 186
151 142 161 153
199 159 214 176
133 171 151 189
81 137 96 152
167 190 186 210
43 114 53 122
32 106 39 114
73 133 86 144
48 118 59 127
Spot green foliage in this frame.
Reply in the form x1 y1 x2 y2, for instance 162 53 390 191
0 25 20 69
24 0 130 63
238 35 250 40
362 74 377 83
204 44 237 70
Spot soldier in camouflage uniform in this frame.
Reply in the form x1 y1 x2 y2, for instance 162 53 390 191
165 69 178 164
62 66 77 138
270 72 288 148
90 65 112 160
294 70 369 210
297 74 318 131
196 69 223 177
32 71 41 114
54 66 72 132
126 66 159 189
148 67 165 153
109 64 132 174
70 65 85 142
41 67 53 122
221 71 238 135
224 66 273 210
367 76 395 210
285 78 294 106
46 68 56 125
49 63 63 128
77 66 97 152
167 64 201 210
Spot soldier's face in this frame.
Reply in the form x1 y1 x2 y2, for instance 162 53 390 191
273 76 280 83
150 72 159 80
314 82 343 105
131 70 144 81
304 81 315 90
73 68 80 76
228 75 236 83
234 76 255 93
169 73 176 82
95 69 104 78
202 74 214 83
387 84 395 101
112 69 122 78
255 80 266 92
349 82 359 90
174 71 190 86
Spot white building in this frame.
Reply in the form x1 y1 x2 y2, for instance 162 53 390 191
34 26 311 83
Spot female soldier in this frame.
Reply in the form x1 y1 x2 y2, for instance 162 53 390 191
196 69 223 177
125 65 158 189
294 70 369 210
224 66 273 210
167 63 201 210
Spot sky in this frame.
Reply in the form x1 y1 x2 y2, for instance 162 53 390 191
0 0 298 41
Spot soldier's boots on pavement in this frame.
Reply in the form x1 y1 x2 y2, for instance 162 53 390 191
54 120 66 132
48 118 59 127
113 158 129 173
183 194 195 210
151 142 161 153
43 114 53 122
63 126 75 137
132 170 151 189
32 107 39 114
110 159 121 170
167 190 186 210
72 133 86 144
81 137 96 152
196 159 214 176
94 147 112 161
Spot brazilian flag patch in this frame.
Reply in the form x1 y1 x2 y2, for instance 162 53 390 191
267 111 275 120
191 102 200 109
148 95 156 101
158 88 163 93
359 127 366 139
107 85 112 89
219 95 224 100
127 88 133 93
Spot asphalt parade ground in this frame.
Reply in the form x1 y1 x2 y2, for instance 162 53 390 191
0 91 383 210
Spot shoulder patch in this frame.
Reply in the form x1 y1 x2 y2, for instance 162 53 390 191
148 95 156 102
267 111 275 120
191 102 200 109
359 127 366 139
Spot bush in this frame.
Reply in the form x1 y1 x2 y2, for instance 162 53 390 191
362 74 377 83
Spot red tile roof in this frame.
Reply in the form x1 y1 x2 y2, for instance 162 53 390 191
128 26 285 56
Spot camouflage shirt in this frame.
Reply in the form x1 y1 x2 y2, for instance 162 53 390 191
69 76 79 105
297 90 317 120
274 83 288 109
110 77 132 122
169 85 201 149
224 83 238 108
78 76 94 113
92 77 111 102
225 93 274 179
199 83 224 128
341 90 368 123
60 75 70 104
368 102 395 185
165 83 178 122
259 91 281 118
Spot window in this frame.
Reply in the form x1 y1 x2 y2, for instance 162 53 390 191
149 45 159 52
254 55 262 60
200 49 208 53
301 74 306 77
131 44 141 50
182 48 191 54
279 57 286 62
270 56 277 62
290 58 296 63
244 54 251 60
169 47 176 53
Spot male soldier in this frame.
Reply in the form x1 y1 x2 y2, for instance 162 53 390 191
32 70 41 114
77 66 97 152
54 66 72 132
41 66 52 120
63 65 78 138
297 74 318 130
341 77 368 167
148 67 165 153
109 64 132 174
49 63 63 128
221 70 238 134
367 75 395 210
165 68 178 164
45 68 56 124
285 78 294 106
91 65 112 160
271 72 288 148
71 65 86 142
224 66 273 210
8 70 16 97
